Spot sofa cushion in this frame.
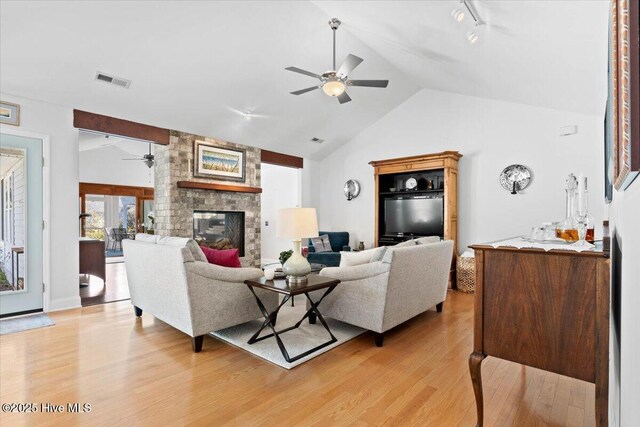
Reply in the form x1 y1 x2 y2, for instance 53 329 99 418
381 247 395 264
415 236 441 245
371 246 387 262
381 243 414 264
186 241 208 262
156 236 191 246
200 246 242 268
135 233 159 244
395 239 418 248
339 247 386 267
155 236 208 262
311 234 332 252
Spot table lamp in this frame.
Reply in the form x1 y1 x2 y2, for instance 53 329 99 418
277 208 318 283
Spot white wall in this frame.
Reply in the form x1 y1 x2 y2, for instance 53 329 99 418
260 163 301 261
608 181 640 426
0 93 80 311
79 144 154 187
306 88 604 253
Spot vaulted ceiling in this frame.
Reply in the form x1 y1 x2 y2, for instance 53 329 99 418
0 1 609 160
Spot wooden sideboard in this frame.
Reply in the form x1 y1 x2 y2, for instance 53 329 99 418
80 238 106 283
469 243 610 426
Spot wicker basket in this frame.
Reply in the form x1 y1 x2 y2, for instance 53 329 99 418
457 256 476 293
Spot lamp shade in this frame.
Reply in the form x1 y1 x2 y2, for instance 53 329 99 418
276 208 319 239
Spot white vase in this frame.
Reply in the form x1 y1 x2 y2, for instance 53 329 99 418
282 240 311 283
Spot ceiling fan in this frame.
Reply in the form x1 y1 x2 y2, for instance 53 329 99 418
286 18 389 104
123 143 154 168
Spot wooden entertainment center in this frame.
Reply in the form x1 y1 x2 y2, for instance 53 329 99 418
369 151 462 281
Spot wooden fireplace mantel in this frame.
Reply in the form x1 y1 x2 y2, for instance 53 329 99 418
176 181 262 193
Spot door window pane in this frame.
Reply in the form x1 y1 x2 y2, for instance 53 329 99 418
85 194 106 240
0 147 26 293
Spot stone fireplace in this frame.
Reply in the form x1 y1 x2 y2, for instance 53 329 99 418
154 131 261 266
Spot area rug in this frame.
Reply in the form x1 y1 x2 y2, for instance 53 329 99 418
0 313 54 335
210 303 365 369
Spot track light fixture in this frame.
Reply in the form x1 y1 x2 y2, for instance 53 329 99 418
452 0 485 44
467 25 480 44
451 7 465 23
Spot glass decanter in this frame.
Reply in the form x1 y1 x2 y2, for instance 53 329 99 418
576 176 594 245
556 173 579 242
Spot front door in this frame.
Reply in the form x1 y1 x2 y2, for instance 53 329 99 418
0 133 43 316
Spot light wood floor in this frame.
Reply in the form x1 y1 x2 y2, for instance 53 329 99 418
80 262 130 307
0 291 595 426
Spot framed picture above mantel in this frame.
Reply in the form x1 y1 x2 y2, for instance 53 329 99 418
610 0 640 190
193 140 246 182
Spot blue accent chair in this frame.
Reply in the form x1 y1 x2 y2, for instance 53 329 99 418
306 231 351 267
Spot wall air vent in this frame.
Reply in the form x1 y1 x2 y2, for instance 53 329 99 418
310 137 324 144
95 72 131 89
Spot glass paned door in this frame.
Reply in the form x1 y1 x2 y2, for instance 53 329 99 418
85 194 106 240
0 134 43 316
139 199 154 233
84 194 136 256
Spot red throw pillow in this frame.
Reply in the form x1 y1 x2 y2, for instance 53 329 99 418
199 246 241 268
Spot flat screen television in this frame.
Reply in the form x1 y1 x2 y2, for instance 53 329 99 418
384 197 443 236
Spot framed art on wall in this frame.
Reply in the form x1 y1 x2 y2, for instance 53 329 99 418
0 101 20 126
605 3 617 204
193 140 246 182
611 0 640 190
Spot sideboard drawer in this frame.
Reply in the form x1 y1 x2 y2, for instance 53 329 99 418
482 250 596 382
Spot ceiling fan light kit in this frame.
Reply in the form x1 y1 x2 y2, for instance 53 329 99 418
285 17 389 104
122 142 155 168
322 74 346 97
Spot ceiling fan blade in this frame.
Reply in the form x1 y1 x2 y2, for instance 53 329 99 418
122 158 145 161
337 91 352 104
348 80 389 88
337 54 363 77
290 86 321 95
285 67 321 79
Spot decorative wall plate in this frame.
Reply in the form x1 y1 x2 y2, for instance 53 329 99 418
499 164 532 194
344 179 361 201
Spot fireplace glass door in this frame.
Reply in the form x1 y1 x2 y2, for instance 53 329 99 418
193 211 245 257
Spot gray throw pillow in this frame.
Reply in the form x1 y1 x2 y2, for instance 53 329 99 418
382 247 395 264
370 246 387 262
321 234 332 251
311 234 332 252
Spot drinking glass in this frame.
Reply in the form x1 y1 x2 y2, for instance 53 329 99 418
574 217 589 247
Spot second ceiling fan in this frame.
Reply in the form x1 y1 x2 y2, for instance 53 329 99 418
286 18 389 104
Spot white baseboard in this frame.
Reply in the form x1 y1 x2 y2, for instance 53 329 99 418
47 296 82 312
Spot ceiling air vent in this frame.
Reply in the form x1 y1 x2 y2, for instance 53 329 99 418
310 137 324 144
95 71 131 89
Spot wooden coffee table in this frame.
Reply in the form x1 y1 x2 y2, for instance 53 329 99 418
244 275 340 363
